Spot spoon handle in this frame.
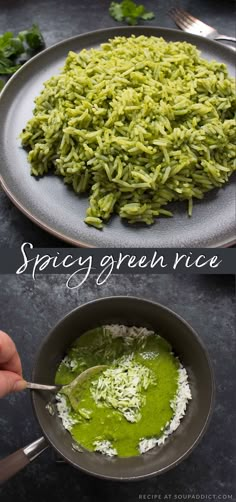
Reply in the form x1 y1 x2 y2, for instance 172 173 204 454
26 382 59 391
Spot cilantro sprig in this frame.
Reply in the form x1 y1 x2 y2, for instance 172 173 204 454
0 24 45 90
109 0 155 25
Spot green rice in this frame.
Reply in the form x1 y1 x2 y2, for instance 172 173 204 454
21 35 236 229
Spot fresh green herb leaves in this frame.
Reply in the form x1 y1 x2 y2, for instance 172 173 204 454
109 0 155 25
18 24 45 52
0 24 45 88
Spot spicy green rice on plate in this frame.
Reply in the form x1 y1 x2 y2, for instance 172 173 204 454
21 35 236 229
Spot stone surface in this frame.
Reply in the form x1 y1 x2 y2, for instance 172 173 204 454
0 273 235 501
0 0 235 247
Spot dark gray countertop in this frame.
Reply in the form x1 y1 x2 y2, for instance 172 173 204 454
0 0 235 247
0 273 235 501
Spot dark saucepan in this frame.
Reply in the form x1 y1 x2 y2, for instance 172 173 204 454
0 296 215 483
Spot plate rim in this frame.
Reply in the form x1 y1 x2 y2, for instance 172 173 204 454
0 25 235 248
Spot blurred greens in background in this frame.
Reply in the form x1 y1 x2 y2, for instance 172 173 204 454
0 24 45 90
109 0 155 25
0 3 156 91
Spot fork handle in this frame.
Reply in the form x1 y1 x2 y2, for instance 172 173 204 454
215 35 236 43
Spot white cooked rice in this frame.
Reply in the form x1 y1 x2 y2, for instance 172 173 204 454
56 394 78 430
94 440 117 457
61 355 79 372
104 324 155 339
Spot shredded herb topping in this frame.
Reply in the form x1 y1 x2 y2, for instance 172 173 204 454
91 354 156 422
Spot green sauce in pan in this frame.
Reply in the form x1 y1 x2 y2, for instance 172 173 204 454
55 326 179 457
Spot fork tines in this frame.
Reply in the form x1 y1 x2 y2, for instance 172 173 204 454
168 7 212 34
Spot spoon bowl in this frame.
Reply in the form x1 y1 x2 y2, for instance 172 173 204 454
60 365 108 410
26 364 108 410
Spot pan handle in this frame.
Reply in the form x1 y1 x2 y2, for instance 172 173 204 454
0 437 48 484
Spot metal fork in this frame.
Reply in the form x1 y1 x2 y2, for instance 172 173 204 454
169 7 236 44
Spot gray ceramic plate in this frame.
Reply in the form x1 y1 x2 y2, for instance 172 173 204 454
0 26 235 247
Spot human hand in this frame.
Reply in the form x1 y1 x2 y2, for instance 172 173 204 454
0 331 26 398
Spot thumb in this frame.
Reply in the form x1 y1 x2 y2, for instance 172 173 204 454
0 371 26 398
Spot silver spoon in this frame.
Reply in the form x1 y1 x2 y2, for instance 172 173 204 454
26 365 108 391
26 365 108 409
